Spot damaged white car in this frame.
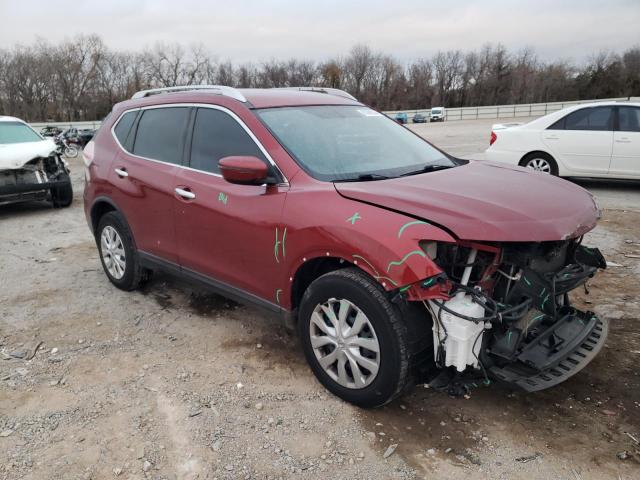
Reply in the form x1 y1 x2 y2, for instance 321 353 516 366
0 116 72 207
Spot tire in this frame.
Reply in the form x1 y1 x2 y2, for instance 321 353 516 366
298 268 411 408
51 174 73 208
96 211 147 291
64 145 78 158
520 152 558 176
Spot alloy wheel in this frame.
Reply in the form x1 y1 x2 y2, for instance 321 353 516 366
100 226 126 279
526 158 552 173
309 298 380 389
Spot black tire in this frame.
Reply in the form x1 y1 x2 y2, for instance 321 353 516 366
96 211 148 291
520 152 559 176
51 174 73 208
298 268 411 408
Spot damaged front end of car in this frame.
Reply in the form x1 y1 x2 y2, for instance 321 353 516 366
406 238 607 392
0 154 71 206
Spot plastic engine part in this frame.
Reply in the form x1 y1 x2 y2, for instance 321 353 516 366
430 294 486 372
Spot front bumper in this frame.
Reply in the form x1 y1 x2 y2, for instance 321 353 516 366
0 178 70 196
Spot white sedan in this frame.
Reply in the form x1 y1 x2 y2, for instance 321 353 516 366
484 102 640 179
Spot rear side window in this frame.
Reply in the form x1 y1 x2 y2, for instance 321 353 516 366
189 108 267 174
113 111 137 147
618 107 640 132
563 107 613 131
133 107 189 165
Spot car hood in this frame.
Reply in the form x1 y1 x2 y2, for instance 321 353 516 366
334 161 599 242
0 139 56 170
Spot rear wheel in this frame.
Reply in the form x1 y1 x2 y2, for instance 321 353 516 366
520 152 558 176
96 211 148 291
298 268 411 408
64 145 78 158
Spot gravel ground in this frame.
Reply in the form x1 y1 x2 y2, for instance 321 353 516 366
1 126 639 480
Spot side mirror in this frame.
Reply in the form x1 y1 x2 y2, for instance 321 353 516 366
218 156 273 185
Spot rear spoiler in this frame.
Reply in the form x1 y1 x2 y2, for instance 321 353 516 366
491 122 523 131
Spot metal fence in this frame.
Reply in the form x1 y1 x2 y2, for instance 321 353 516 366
384 96 640 122
25 96 640 130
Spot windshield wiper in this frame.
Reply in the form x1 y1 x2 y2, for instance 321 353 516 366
399 164 453 177
335 173 392 182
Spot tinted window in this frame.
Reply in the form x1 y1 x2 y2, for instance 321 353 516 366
113 111 137 147
190 108 267 174
618 107 640 132
563 107 613 131
133 107 189 164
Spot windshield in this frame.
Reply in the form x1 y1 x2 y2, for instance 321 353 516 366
0 121 43 144
257 106 455 181
431 109 442 114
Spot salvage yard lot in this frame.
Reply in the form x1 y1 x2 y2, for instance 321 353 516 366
1 120 639 480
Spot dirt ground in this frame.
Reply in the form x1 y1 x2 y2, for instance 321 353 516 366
1 150 639 480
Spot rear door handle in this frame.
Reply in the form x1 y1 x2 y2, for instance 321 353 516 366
175 187 196 200
615 138 631 143
114 167 129 178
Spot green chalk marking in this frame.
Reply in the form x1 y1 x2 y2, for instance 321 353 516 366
531 314 546 322
282 227 287 258
523 276 531 286
218 192 228 205
346 212 362 225
276 289 282 304
399 285 411 293
386 250 426 273
397 220 428 238
352 254 399 287
541 294 550 309
274 228 281 263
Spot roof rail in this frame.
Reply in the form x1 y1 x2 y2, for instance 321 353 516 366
276 87 357 101
131 85 247 102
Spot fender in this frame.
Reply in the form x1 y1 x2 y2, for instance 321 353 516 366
280 194 456 309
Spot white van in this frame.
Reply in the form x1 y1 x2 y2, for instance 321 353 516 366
430 107 445 122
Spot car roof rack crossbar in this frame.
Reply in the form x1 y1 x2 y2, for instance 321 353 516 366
276 87 357 101
131 85 247 102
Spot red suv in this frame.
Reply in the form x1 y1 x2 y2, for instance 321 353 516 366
84 85 607 407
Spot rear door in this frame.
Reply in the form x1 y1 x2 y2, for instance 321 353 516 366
109 106 190 263
542 106 614 175
174 106 287 303
609 106 640 178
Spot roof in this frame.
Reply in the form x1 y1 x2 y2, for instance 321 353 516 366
0 116 23 123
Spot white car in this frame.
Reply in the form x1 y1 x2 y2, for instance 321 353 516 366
0 116 73 207
484 102 640 179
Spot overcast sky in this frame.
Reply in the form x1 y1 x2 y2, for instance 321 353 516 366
1 0 638 63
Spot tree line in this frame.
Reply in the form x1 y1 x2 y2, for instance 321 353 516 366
0 34 638 122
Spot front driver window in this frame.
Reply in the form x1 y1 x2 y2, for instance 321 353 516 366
190 108 268 174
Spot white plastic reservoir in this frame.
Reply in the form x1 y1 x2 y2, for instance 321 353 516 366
430 295 486 372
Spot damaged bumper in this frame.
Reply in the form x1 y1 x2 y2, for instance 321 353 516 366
0 155 70 205
410 239 609 392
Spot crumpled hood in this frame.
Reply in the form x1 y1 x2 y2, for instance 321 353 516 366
0 139 56 170
334 161 599 242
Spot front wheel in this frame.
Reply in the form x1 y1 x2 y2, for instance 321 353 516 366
64 145 78 158
51 174 73 208
298 268 411 408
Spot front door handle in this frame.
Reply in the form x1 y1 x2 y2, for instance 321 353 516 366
114 167 128 178
615 138 631 143
544 135 559 140
175 187 196 200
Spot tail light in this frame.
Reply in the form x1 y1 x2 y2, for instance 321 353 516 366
82 140 95 167
490 131 497 146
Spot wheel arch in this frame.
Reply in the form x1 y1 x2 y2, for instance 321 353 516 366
89 197 135 247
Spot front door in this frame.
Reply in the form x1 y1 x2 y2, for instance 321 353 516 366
609 106 640 178
174 106 288 304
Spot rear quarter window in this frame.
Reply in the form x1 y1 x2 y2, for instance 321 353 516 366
113 111 137 148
